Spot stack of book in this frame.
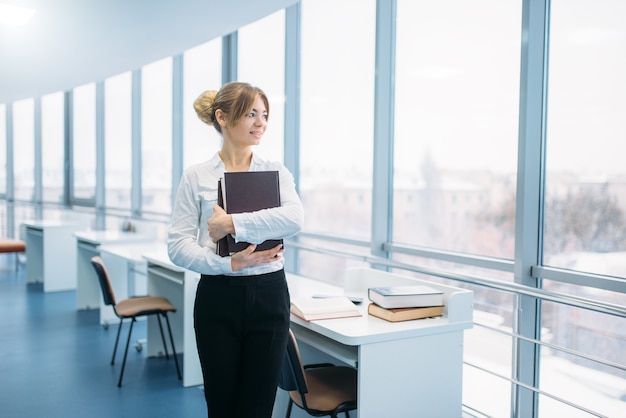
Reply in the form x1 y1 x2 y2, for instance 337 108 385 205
367 285 444 322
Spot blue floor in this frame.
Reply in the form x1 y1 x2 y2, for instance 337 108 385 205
0 259 206 418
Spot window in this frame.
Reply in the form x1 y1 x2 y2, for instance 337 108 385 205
541 2 626 416
141 57 173 215
41 92 65 204
393 0 521 260
13 98 35 202
183 39 222 169
238 10 286 163
297 0 376 282
104 72 132 210
0 104 6 196
72 83 97 202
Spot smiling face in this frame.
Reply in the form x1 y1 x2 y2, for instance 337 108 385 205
225 95 268 148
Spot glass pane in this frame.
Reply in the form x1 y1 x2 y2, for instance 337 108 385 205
13 98 35 201
463 290 515 417
544 0 626 278
141 57 173 215
393 0 521 259
41 92 64 204
299 0 376 240
539 299 626 417
183 39 222 169
72 83 96 201
238 10 286 163
104 72 132 210
0 104 6 196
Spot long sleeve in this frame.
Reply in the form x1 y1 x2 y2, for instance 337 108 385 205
167 152 304 277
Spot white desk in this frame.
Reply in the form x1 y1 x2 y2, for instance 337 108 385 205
23 220 89 292
136 256 474 417
143 249 202 388
287 268 474 418
97 242 166 326
74 230 155 310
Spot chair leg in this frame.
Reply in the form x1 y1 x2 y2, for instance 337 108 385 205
163 313 182 380
118 317 136 387
155 313 170 359
285 399 293 418
111 318 124 365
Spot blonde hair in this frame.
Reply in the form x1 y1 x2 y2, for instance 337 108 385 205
193 82 270 134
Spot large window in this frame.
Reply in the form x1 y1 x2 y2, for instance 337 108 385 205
541 1 626 416
72 83 97 202
104 72 132 210
393 0 521 261
238 10 286 163
298 0 376 281
141 57 173 215
41 92 65 204
0 104 6 197
13 98 35 202
183 40 222 169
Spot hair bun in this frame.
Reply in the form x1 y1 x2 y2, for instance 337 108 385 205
193 90 218 125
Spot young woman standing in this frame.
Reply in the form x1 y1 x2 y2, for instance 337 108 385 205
168 82 304 417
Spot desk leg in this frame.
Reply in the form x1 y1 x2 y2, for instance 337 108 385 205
76 245 101 309
146 272 202 387
357 332 464 418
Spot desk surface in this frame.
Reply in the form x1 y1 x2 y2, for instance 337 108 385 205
99 242 166 263
74 230 154 245
23 220 88 229
287 273 473 346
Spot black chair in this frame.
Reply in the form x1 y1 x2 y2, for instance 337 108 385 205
278 329 358 418
90 256 182 387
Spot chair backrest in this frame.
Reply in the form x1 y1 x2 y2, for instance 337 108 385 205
278 329 309 402
90 256 117 307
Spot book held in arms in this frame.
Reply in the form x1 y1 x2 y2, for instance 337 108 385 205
368 285 444 309
216 171 283 257
367 303 443 323
290 296 362 321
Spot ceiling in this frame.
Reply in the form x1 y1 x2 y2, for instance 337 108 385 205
0 0 297 104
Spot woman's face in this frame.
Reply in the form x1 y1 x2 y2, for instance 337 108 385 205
226 95 268 147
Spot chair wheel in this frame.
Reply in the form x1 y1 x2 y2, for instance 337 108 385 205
102 323 109 330
135 342 143 352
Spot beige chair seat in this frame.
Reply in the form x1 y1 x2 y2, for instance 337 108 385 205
115 296 176 318
290 366 358 413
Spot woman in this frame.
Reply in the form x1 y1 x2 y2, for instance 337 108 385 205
168 82 304 418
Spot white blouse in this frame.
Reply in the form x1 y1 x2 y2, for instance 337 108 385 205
167 152 304 276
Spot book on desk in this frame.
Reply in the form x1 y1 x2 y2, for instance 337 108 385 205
368 284 444 309
367 303 443 322
216 171 283 257
290 296 362 321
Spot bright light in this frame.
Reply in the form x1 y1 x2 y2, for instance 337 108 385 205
0 3 37 26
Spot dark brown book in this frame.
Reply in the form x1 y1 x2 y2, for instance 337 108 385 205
367 303 443 322
216 171 283 257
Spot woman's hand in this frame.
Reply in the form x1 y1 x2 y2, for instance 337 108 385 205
231 243 284 271
207 205 234 243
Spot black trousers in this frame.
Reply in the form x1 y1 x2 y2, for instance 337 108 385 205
194 269 290 418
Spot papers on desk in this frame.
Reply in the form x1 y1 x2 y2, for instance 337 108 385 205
290 296 362 321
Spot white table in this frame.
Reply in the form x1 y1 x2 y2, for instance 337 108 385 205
97 242 166 326
23 220 89 292
137 256 474 417
143 249 202 388
74 230 155 310
287 268 474 418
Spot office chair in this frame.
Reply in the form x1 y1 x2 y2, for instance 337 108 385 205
278 329 357 418
90 256 182 387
